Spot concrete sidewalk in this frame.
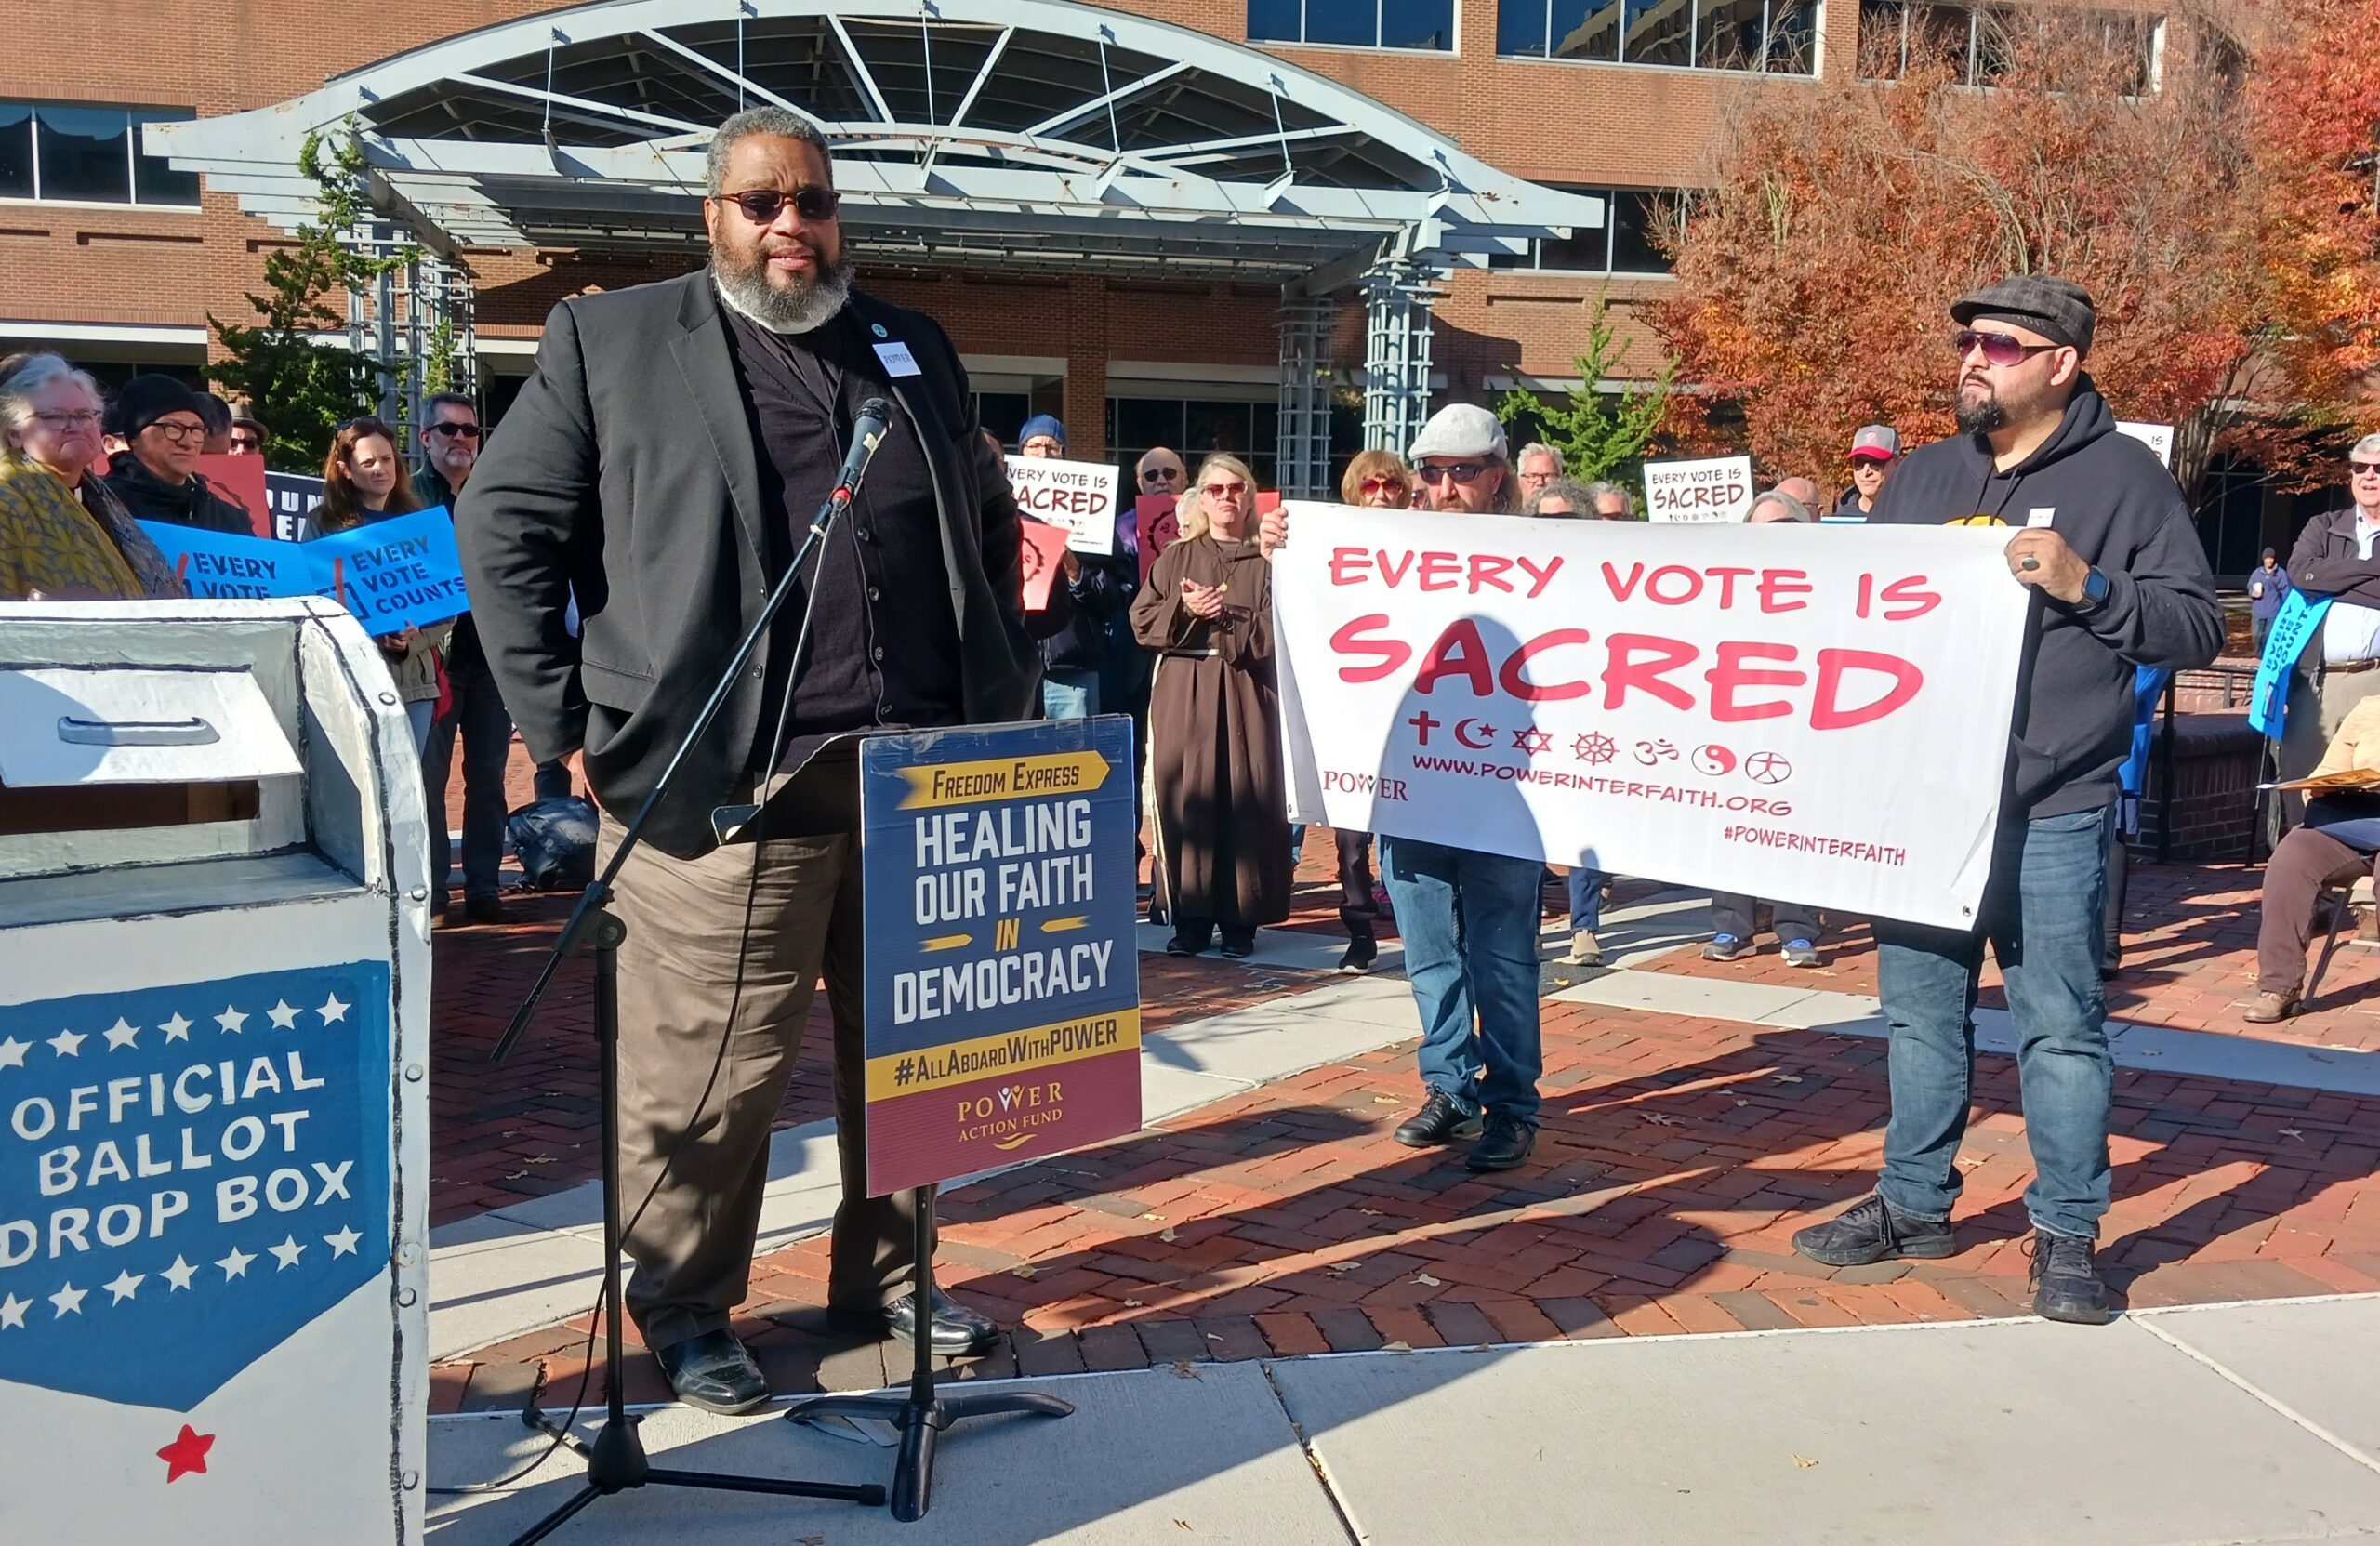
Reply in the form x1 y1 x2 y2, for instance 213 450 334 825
427 1294 2380 1545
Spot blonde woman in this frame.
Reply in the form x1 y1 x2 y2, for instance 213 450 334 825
1129 453 1290 958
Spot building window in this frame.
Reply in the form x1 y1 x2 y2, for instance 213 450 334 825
1250 0 1455 51
1490 188 1679 275
1858 3 2160 92
0 102 199 206
1501 0 1818 72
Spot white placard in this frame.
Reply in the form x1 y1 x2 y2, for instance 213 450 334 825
1272 504 2032 930
1643 456 1756 523
2116 421 2175 469
1005 456 1120 555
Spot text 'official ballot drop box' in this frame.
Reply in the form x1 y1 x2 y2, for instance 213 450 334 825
0 599 431 1545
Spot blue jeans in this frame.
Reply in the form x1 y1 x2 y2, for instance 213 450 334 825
1041 667 1099 721
1875 807 2113 1240
404 699 435 753
1379 836 1544 1125
1567 868 1606 932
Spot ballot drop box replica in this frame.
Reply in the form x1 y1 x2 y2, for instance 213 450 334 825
0 599 431 1544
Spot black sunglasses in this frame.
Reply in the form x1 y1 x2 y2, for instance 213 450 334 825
1955 329 2060 366
1417 461 1491 485
714 186 841 226
426 422 483 441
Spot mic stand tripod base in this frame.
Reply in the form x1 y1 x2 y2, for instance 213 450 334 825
497 904 885 1546
782 1191 1073 1522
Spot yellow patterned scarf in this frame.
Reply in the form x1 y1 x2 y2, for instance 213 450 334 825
0 451 178 601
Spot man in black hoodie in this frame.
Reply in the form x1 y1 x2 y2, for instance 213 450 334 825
1789 275 2221 1324
101 375 252 535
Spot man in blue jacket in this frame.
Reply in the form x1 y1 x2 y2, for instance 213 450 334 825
1790 276 2222 1324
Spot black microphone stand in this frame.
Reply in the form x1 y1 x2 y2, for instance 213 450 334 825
483 406 899 1541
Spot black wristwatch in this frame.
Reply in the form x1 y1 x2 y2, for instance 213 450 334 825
2075 566 2112 614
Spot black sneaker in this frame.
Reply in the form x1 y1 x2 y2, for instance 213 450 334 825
1791 1193 1957 1267
1466 1115 1537 1171
1393 1090 1482 1148
2029 1228 2111 1325
1338 936 1377 973
1702 933 1750 962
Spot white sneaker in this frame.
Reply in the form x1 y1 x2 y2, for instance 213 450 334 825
1564 930 1604 967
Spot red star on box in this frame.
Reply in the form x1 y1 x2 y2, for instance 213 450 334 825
158 1424 214 1483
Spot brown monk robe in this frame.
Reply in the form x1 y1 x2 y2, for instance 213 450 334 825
1130 531 1292 957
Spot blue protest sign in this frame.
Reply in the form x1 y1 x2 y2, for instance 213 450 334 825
2250 589 2329 741
0 962 392 1412
139 508 469 637
857 716 1141 1196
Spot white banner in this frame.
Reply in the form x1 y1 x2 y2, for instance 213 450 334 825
1005 456 1120 554
1643 455 1755 523
1272 504 2033 930
2115 421 2175 469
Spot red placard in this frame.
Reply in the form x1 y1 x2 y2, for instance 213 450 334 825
1134 494 1178 586
197 454 271 537
1019 517 1071 612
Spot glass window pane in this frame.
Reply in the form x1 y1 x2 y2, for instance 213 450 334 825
1114 398 1183 454
1499 0 1551 56
1858 0 1907 78
1248 0 1303 42
1550 0 1622 61
130 110 198 205
0 105 33 198
1610 190 1672 273
1973 7 2015 86
1909 6 1972 79
1765 0 1817 72
1303 0 1379 46
1185 400 1256 456
1381 0 1454 48
1695 0 1765 70
35 105 131 202
976 391 1029 448
1620 0 1691 66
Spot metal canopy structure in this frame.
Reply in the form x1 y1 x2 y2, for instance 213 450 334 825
151 0 1603 485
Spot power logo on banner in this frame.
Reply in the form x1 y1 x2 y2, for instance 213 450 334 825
2250 588 2328 741
1272 505 2033 930
0 963 391 1411
859 719 1142 1195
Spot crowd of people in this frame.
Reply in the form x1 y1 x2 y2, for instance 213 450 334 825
2 104 2364 1409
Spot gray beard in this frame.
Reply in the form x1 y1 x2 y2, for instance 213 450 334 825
710 249 855 335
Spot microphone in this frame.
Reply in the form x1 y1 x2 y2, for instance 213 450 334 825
818 397 893 533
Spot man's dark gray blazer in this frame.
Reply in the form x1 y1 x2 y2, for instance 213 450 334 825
456 271 1039 858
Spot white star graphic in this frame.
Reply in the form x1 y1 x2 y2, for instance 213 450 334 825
160 1012 193 1043
217 1246 255 1280
266 999 299 1031
103 1269 143 1303
102 1017 140 1051
49 1282 86 1317
268 1235 305 1270
216 1005 248 1035
161 1256 197 1292
46 1027 84 1058
324 1226 361 1259
0 1036 27 1072
317 992 350 1026
0 1293 27 1329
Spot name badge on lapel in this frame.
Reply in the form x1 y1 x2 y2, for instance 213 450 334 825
873 340 922 378
2025 507 2057 528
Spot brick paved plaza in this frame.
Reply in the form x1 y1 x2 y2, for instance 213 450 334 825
420 744 2380 1419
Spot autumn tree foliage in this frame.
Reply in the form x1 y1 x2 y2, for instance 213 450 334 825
1654 7 2270 498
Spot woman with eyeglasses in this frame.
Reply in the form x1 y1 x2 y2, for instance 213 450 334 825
1341 448 1413 511
317 416 449 752
0 351 184 601
1130 452 1292 958
100 373 254 535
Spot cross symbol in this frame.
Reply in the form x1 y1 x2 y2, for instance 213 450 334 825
1405 709 1441 746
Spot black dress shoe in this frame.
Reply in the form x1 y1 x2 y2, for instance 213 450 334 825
1393 1090 1483 1148
830 1288 999 1355
464 894 509 926
652 1328 769 1415
1466 1114 1537 1171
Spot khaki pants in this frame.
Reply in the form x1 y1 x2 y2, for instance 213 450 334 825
602 813 926 1352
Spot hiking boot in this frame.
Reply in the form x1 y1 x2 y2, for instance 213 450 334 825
1702 933 1750 962
1393 1090 1482 1148
2243 990 2299 1024
1466 1115 1538 1171
1791 1193 1957 1267
1564 930 1604 967
1780 939 1821 969
2028 1228 2111 1325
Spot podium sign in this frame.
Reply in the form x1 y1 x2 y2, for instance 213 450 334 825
860 717 1142 1195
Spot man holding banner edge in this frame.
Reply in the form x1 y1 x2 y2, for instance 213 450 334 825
1789 275 2220 1325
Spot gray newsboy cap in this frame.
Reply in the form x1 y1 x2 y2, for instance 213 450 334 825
1951 273 2096 359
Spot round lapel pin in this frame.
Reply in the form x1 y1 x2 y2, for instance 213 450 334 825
871 323 889 338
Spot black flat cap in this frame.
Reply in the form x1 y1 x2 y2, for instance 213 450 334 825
1950 274 2096 358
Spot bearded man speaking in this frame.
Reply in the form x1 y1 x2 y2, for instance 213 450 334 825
456 108 1038 1413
